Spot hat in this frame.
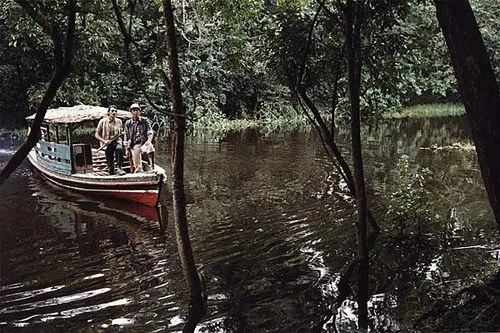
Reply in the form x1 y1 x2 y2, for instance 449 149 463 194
129 103 141 110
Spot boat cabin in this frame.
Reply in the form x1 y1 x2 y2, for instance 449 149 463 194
27 105 131 175
26 105 165 206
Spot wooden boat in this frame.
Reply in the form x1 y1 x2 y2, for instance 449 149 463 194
26 105 166 207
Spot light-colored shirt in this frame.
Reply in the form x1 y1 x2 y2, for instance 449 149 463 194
96 117 123 146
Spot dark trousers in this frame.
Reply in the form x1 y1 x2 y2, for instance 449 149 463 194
105 142 123 175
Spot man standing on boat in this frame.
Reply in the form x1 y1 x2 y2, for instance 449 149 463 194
124 103 155 173
95 105 126 176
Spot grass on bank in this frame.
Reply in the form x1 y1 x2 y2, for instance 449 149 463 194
16 103 465 139
192 115 311 134
194 102 466 133
383 103 465 119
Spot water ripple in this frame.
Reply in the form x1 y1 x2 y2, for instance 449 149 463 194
1 126 496 332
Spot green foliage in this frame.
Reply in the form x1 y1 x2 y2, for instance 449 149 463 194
1 0 498 131
0 0 137 116
383 1 457 104
264 0 414 120
174 0 290 121
472 0 500 80
264 5 312 89
200 0 265 26
380 0 499 107
384 103 465 119
0 1 54 126
383 155 437 232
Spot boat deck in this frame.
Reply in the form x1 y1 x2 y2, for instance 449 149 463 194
89 151 155 177
64 151 165 182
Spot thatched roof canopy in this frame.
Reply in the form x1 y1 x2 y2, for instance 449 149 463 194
26 104 131 125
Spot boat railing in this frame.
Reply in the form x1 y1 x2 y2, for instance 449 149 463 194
35 141 72 174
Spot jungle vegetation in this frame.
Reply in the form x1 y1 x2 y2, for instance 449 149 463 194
0 0 498 129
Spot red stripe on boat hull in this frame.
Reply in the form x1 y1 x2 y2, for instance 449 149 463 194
70 187 161 207
28 151 163 207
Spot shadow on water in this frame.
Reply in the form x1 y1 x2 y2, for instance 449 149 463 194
1 118 499 332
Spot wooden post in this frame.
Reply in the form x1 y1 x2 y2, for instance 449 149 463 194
66 124 75 173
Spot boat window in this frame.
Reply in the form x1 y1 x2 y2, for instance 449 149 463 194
40 126 58 142
57 126 68 144
40 127 48 141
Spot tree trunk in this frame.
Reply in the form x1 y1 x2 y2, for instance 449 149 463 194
296 0 379 233
0 0 76 186
162 1 204 332
345 0 369 329
434 0 500 228
0 71 68 185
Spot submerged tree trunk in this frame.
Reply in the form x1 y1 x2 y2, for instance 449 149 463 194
345 0 369 329
434 0 500 228
0 0 76 186
162 1 204 332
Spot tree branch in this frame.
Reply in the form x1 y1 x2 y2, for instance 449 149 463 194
110 0 168 114
14 0 54 36
1 0 77 185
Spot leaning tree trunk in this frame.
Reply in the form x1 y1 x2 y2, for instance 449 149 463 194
296 0 379 232
0 0 76 186
162 1 204 332
345 0 369 329
434 0 500 228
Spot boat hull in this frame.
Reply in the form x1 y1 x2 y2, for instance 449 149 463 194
28 150 165 207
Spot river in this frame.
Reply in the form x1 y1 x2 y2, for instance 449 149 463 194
1 117 498 332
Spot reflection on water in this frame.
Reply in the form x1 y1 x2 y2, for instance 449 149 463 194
1 117 498 332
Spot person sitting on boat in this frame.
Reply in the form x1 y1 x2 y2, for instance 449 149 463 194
124 103 155 173
95 105 126 176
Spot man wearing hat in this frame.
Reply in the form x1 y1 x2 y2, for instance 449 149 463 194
123 103 155 173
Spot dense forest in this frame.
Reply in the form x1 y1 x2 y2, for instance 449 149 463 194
0 0 498 128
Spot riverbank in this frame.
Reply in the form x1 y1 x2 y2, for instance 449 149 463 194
383 103 465 119
6 103 466 140
194 102 466 133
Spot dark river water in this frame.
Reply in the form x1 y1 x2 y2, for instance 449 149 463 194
1 117 499 332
